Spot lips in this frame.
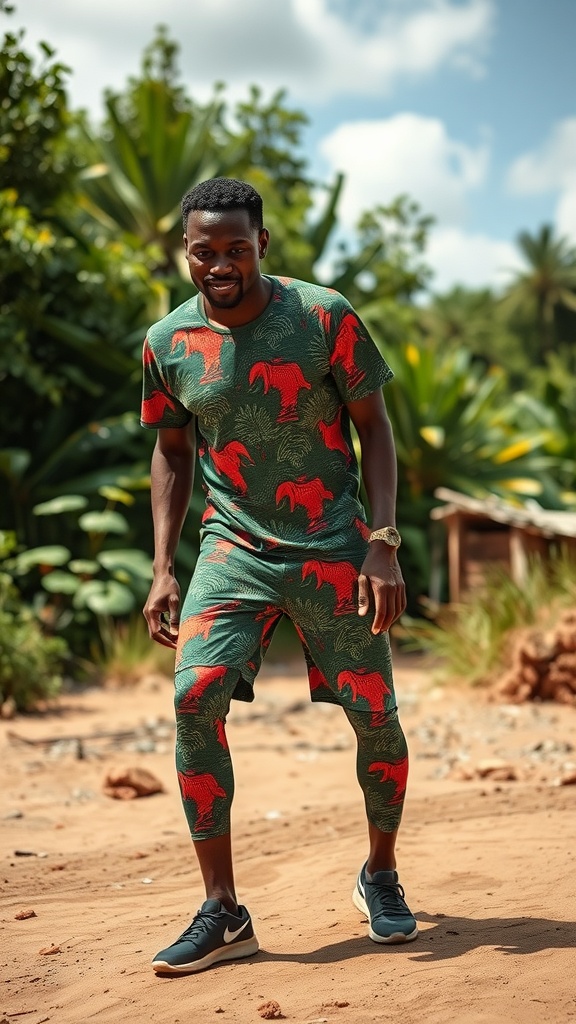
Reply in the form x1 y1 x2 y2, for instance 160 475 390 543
206 279 240 293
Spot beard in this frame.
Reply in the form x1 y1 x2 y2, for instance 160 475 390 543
203 279 244 309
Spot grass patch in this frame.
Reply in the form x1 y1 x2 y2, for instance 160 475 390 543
406 554 576 686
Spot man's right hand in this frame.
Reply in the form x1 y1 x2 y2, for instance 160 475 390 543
143 573 181 650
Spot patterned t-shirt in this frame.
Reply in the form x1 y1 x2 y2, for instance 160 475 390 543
140 276 393 554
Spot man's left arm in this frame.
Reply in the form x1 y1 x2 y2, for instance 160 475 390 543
347 388 406 634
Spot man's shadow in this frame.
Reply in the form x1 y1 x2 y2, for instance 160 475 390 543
155 913 576 978
254 911 576 965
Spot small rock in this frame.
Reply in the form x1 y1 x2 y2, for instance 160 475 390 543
3 809 24 819
257 1000 284 1019
475 759 518 781
103 766 165 800
560 769 576 785
39 944 61 955
15 908 37 920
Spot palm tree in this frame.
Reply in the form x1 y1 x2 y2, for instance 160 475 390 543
502 224 576 362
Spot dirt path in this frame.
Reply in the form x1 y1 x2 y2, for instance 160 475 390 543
2 657 575 1024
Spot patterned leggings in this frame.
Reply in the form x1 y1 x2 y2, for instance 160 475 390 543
174 666 408 840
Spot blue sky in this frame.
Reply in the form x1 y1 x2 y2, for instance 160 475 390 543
13 0 576 292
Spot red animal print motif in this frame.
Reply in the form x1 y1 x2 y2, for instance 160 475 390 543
368 756 409 805
336 669 392 712
330 312 366 390
177 770 226 831
177 665 229 713
141 390 176 424
209 441 254 494
215 718 228 750
309 665 331 694
301 559 358 615
176 602 241 666
205 539 235 563
275 476 334 533
354 517 371 541
171 327 230 384
312 304 331 334
142 337 154 365
318 409 350 461
249 360 311 422
254 606 281 649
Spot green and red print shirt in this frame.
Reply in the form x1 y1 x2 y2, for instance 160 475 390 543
141 276 393 554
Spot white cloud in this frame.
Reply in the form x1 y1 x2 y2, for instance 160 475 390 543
426 227 523 292
18 0 495 114
507 119 576 243
318 113 489 226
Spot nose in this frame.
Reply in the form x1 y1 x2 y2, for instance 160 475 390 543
210 256 233 275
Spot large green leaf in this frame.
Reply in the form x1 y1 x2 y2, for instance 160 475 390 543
79 510 129 534
97 548 153 580
14 545 71 572
73 579 135 615
41 571 80 595
33 494 88 516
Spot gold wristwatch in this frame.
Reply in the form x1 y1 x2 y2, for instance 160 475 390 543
368 526 401 548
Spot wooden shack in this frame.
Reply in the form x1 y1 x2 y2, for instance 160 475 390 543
431 487 576 603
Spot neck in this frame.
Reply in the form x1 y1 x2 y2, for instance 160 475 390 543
202 276 272 329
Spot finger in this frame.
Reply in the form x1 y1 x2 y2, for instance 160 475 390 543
168 593 180 634
150 625 178 650
144 607 163 639
371 582 388 634
357 574 370 616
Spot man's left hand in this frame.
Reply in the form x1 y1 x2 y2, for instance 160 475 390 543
357 544 406 634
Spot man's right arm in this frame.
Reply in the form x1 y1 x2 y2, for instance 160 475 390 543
143 421 196 649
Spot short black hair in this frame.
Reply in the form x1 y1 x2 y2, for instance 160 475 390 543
181 177 264 231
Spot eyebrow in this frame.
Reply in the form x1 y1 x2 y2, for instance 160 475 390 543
190 237 252 247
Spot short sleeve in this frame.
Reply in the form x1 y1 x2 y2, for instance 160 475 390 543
328 302 393 403
140 337 192 429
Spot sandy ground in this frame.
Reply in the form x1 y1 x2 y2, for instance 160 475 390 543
1 653 575 1024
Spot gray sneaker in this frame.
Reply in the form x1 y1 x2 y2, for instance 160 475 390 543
353 863 418 944
152 899 259 974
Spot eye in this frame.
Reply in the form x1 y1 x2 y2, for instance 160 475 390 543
230 248 247 256
192 250 211 260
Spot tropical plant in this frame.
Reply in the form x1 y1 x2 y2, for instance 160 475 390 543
501 224 576 363
407 553 576 686
0 534 69 712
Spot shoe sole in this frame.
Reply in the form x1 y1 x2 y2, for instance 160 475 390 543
353 885 418 944
152 935 259 974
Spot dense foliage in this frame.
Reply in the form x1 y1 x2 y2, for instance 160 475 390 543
1 18 576 701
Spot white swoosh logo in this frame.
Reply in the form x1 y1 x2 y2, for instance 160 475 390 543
223 918 251 943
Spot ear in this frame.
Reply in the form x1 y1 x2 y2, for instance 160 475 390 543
258 228 270 260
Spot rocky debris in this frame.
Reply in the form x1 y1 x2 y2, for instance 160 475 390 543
38 944 61 955
257 1000 284 1019
494 610 576 704
455 761 518 782
15 908 37 920
559 767 576 785
103 766 165 800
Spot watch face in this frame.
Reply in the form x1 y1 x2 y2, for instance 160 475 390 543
385 528 401 546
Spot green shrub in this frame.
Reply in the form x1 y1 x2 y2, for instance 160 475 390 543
0 572 69 711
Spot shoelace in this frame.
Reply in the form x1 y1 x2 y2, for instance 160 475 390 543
367 879 410 918
174 908 223 944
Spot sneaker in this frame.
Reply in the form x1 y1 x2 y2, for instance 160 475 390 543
353 863 418 944
152 898 259 974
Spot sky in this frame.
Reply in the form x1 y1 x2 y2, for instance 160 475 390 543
10 0 576 293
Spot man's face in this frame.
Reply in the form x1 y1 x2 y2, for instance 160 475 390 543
184 209 268 311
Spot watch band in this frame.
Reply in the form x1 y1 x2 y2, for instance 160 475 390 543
368 526 401 547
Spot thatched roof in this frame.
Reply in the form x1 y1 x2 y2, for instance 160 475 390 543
431 488 576 539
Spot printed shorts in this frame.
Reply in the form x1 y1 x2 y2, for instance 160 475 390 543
175 534 397 715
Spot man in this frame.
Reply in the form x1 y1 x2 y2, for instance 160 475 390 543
141 177 417 975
